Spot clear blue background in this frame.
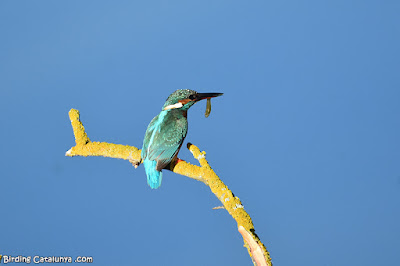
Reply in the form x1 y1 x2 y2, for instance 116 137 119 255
1 1 399 265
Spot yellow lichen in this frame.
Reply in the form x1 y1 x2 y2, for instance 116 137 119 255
66 108 272 266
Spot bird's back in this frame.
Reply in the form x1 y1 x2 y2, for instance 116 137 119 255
141 109 188 188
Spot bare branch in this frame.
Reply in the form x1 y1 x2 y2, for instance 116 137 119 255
66 108 272 266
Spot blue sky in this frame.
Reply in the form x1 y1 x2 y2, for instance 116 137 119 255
1 1 399 265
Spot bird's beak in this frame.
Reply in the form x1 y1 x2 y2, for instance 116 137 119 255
194 92 223 101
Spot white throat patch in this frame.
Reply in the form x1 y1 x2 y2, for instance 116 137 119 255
163 102 183 110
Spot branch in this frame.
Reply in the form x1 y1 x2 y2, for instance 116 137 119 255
66 108 272 266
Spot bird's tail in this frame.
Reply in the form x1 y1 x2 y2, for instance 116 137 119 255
143 159 162 189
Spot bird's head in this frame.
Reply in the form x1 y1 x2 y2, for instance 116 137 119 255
162 89 223 111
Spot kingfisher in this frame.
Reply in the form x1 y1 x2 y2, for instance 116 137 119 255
141 89 223 189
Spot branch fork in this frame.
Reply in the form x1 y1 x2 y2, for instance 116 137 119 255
66 108 272 266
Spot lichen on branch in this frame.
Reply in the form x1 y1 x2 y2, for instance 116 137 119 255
66 108 272 266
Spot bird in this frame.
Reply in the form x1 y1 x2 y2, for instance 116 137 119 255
141 89 223 189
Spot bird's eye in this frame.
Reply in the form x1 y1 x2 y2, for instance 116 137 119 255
189 94 196 100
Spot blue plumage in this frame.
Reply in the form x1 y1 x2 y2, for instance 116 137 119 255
143 159 162 189
141 89 223 189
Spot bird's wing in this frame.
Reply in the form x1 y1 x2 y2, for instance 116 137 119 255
146 115 188 171
154 124 187 171
141 115 159 160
